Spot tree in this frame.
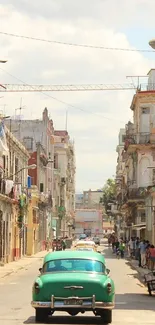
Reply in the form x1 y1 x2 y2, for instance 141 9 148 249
100 178 116 213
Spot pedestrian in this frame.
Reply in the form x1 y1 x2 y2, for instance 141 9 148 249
145 242 150 268
135 237 140 260
128 237 134 258
148 245 155 271
140 239 147 267
119 240 125 258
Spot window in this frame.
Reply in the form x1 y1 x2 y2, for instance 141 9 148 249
43 259 105 273
122 135 126 143
141 107 150 114
23 137 33 151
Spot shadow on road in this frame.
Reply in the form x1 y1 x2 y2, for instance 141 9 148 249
24 315 103 324
115 293 155 311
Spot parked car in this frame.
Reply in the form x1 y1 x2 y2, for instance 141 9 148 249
31 251 115 323
93 237 100 245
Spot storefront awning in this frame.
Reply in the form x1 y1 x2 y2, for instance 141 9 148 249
132 223 146 231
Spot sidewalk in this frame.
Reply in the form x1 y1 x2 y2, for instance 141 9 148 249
128 258 150 284
0 250 47 279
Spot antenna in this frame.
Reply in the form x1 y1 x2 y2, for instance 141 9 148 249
14 98 26 139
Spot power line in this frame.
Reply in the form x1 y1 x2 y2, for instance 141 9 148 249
0 31 154 53
0 67 127 123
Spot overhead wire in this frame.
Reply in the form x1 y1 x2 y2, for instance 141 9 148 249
0 67 128 124
0 31 154 53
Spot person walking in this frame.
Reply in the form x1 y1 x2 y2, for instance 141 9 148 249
128 237 134 258
119 240 125 258
148 245 155 271
140 239 147 267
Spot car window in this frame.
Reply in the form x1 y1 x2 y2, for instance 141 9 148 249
43 259 105 273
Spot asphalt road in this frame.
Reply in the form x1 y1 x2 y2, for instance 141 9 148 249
0 244 155 325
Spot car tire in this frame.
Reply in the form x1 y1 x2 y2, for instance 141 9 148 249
100 310 112 324
35 308 50 323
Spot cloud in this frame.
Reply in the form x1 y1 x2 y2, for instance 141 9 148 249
0 1 154 192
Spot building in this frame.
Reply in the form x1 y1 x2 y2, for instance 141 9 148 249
5 108 55 248
75 190 103 210
0 120 29 263
75 193 84 209
54 130 76 238
116 69 155 242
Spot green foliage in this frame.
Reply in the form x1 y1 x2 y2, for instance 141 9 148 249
100 178 116 213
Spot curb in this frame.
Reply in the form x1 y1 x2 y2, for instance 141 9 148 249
127 259 147 287
0 252 47 280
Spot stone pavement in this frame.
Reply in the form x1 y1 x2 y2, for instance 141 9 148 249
0 250 48 279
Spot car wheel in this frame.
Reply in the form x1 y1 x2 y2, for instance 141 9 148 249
100 310 112 324
35 308 50 323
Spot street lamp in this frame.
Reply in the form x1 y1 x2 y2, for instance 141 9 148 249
8 164 37 178
149 40 155 50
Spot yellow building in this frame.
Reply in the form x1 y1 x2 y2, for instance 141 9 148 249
0 124 30 264
26 186 40 256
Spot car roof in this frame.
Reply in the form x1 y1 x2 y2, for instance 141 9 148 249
76 240 95 245
43 250 105 264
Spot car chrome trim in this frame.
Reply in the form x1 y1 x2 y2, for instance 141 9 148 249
64 286 84 290
31 296 114 310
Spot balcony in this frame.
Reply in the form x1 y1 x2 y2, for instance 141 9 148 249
124 132 155 152
122 150 129 162
38 192 52 207
125 187 146 202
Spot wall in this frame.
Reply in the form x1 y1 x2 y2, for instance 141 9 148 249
137 151 152 187
28 152 37 185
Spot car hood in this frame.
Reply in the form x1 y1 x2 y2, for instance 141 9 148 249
33 272 114 302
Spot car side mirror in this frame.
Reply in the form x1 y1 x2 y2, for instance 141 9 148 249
39 267 42 273
106 268 110 274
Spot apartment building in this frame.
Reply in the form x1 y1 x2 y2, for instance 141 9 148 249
54 130 75 237
116 69 155 243
0 120 29 263
5 108 55 246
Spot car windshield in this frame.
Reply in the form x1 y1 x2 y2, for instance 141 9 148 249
43 259 105 273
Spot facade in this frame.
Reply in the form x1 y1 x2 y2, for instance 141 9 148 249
75 190 103 210
75 209 103 237
116 69 155 242
5 108 55 248
0 121 29 263
54 131 76 238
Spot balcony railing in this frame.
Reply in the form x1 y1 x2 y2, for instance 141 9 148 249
126 187 146 200
124 132 154 150
138 83 155 91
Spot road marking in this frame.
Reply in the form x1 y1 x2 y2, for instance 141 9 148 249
115 302 127 305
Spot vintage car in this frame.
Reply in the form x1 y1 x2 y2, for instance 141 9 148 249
31 251 115 323
73 240 98 252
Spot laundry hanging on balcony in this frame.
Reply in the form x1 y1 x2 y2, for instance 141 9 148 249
0 121 9 155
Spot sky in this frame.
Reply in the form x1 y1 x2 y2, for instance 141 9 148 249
0 0 155 192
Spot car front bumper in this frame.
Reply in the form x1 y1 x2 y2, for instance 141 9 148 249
31 295 114 310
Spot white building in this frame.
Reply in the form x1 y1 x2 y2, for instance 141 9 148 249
54 130 76 237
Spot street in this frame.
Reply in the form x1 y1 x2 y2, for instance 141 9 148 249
0 244 155 325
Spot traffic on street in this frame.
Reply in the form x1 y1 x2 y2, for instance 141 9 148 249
0 240 154 325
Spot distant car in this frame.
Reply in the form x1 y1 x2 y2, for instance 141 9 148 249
93 237 100 245
31 251 115 323
79 234 87 240
73 240 98 252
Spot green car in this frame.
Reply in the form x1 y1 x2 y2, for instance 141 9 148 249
31 251 115 323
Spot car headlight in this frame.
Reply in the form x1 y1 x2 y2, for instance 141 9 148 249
33 282 40 294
